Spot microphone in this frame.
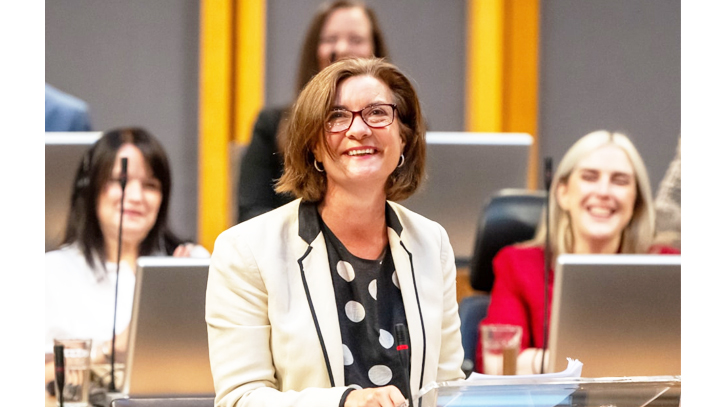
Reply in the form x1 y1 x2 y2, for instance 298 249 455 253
394 323 413 405
544 157 553 192
54 344 65 407
119 157 128 189
541 157 553 374
109 157 128 392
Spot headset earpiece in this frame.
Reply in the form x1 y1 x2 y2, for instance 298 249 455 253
74 148 92 192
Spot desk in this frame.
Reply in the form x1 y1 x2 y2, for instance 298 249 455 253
420 376 681 407
47 376 680 407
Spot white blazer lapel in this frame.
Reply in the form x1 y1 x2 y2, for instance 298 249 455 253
297 225 345 387
388 225 426 400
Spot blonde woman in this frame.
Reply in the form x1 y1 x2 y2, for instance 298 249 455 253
475 130 679 373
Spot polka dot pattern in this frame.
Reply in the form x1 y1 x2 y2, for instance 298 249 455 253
368 279 378 300
342 344 354 366
368 365 393 386
337 261 355 282
320 216 408 395
345 301 365 323
379 329 394 349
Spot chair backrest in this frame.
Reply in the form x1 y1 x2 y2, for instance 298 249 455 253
111 398 215 407
468 189 546 292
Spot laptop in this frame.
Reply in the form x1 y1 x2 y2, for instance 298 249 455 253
400 132 532 263
547 254 681 377
45 132 102 252
122 257 215 397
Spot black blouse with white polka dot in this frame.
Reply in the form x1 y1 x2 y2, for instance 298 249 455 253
320 218 409 395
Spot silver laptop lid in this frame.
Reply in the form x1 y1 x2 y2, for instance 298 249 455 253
401 132 531 262
124 257 214 397
547 254 681 377
45 132 102 252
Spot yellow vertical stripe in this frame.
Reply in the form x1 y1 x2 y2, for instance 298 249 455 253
235 0 266 144
198 0 233 250
466 0 504 132
199 0 267 248
466 0 539 187
503 0 539 188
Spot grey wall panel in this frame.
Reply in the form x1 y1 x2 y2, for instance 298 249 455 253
538 0 680 192
45 0 679 244
46 0 200 241
265 0 466 131
265 0 318 106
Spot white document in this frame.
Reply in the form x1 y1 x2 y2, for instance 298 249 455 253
466 358 583 382
414 359 584 407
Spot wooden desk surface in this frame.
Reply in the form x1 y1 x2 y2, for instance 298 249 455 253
456 266 478 302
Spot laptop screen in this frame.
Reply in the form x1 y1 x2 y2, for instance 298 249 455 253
547 254 681 377
123 257 215 397
45 132 102 252
400 132 532 263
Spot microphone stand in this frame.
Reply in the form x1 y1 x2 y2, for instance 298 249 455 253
54 344 65 407
540 158 553 374
109 157 128 392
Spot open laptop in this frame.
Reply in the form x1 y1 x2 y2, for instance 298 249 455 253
400 132 532 263
547 254 681 377
45 132 102 252
122 257 215 398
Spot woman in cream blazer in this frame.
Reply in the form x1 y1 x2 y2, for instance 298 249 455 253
207 200 463 406
206 58 464 407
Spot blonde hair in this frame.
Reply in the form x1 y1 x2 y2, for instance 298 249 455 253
276 57 426 202
528 130 654 264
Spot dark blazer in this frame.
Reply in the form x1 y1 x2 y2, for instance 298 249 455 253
236 106 294 223
206 199 465 407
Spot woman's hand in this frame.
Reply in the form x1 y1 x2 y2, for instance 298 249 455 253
92 327 130 364
517 347 550 375
344 385 407 407
172 243 195 257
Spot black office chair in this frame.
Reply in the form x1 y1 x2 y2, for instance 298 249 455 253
458 188 546 374
110 398 215 407
469 189 547 292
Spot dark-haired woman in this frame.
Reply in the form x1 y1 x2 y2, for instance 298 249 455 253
237 0 389 222
44 127 208 382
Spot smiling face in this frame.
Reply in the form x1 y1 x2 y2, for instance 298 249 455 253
317 6 374 70
315 74 404 195
556 144 637 253
96 143 163 248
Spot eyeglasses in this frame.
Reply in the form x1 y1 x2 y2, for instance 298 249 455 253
324 103 397 133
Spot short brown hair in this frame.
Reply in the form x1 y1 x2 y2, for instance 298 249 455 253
277 57 426 202
295 0 389 94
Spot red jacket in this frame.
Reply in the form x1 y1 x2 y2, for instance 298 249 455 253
474 244 680 373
